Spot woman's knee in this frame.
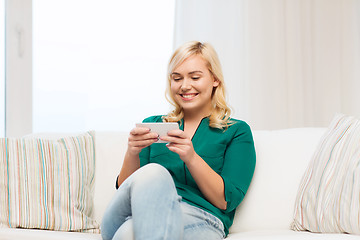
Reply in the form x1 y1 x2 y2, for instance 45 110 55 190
112 218 134 240
130 163 175 195
133 163 171 183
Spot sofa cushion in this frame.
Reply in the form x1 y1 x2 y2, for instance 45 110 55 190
0 132 99 232
0 227 101 240
226 229 360 240
292 114 360 234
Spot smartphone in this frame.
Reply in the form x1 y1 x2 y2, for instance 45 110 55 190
135 122 179 143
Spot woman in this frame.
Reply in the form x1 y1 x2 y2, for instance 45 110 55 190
101 41 256 240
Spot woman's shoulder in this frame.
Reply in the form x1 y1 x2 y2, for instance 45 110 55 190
142 115 165 123
228 118 251 130
226 118 253 140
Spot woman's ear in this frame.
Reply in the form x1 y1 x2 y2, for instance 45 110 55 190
213 78 220 87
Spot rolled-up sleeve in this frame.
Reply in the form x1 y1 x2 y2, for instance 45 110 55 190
221 122 256 213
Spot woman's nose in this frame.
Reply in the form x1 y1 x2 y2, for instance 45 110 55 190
180 78 192 91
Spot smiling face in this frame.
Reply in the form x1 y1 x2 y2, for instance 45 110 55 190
170 54 219 117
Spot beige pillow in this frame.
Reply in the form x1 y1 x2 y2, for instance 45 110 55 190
292 114 360 234
0 132 99 232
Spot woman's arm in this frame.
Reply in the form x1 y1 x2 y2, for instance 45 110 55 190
117 127 158 187
185 154 227 210
117 151 141 187
161 130 227 210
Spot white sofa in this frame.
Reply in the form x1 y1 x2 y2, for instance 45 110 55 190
1 127 359 239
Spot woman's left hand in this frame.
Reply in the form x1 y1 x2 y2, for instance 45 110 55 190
160 130 197 164
161 129 227 210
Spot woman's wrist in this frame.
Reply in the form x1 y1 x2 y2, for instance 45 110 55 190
117 150 140 187
126 145 144 158
184 153 202 168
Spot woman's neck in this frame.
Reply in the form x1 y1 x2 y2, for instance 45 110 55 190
183 110 210 124
182 111 210 139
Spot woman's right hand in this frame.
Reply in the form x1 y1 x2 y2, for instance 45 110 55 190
118 127 158 187
127 127 158 156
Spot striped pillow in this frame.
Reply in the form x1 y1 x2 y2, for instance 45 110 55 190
292 114 360 234
0 132 99 232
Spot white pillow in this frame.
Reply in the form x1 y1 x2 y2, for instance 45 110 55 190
292 114 360 234
0 132 99 232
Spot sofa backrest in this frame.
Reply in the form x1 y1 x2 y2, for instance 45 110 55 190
93 128 327 232
230 128 326 233
92 131 129 224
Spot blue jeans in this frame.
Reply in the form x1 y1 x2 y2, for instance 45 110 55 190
101 163 225 240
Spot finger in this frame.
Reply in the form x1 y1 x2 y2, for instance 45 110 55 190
129 138 158 148
129 137 158 148
167 129 187 138
166 144 182 155
160 135 187 144
130 132 158 141
130 127 151 135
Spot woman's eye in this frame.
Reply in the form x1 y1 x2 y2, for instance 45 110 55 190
173 78 182 81
192 77 200 80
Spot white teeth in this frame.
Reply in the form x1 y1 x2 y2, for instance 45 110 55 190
182 94 197 99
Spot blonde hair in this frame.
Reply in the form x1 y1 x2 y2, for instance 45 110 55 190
163 41 233 129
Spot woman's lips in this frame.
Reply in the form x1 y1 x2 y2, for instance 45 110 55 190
180 93 198 101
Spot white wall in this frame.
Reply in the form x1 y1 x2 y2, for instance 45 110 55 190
174 0 360 130
3 0 175 136
5 0 32 137
0 0 5 136
32 0 175 133
4 0 360 136
174 0 248 121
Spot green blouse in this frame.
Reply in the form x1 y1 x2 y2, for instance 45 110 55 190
139 115 256 236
